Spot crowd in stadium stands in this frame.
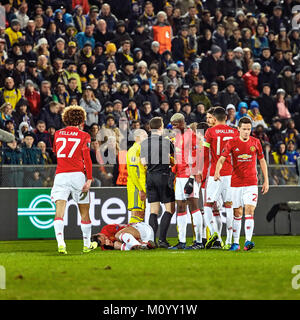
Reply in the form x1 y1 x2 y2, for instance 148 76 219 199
0 0 300 187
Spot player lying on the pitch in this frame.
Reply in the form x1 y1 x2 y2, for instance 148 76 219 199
91 222 156 251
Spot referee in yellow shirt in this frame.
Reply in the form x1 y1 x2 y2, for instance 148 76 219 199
126 129 148 223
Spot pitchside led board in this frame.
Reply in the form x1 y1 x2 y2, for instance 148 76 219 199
17 189 184 239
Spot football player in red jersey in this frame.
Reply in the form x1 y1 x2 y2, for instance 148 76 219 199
214 117 269 251
91 222 156 250
203 107 239 249
168 113 203 250
51 105 96 254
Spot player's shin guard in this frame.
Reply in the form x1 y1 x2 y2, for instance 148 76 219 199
81 220 92 248
149 213 158 241
245 215 254 242
120 233 141 250
225 206 233 245
233 216 242 244
203 205 217 234
177 212 187 243
54 217 65 247
159 211 172 242
191 210 202 243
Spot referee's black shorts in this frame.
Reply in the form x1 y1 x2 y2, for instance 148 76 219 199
146 172 175 204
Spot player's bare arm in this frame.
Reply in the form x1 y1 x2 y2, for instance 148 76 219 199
214 156 226 181
259 158 269 195
82 179 93 193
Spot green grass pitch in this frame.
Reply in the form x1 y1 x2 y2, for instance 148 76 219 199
1 236 300 300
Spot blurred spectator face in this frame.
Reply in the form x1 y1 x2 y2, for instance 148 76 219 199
143 103 152 114
26 83 35 93
80 64 88 74
5 61 14 71
36 6 43 15
83 45 92 55
227 84 235 93
122 42 131 54
97 19 107 31
19 85 25 96
54 59 64 70
49 22 56 33
157 13 166 23
204 29 212 39
57 83 66 94
183 104 191 114
41 82 51 94
95 46 103 56
56 40 65 51
131 83 139 93
233 29 241 39
132 121 141 129
86 25 94 36
135 50 143 60
160 102 169 112
107 62 116 73
152 44 160 53
46 7 53 17
189 7 197 17
5 78 14 90
210 85 218 95
24 43 33 53
19 104 27 114
69 98 78 105
5 121 14 131
7 140 17 150
263 85 271 95
56 12 63 20
288 119 295 129
252 107 259 115
114 103 122 112
13 44 21 55
262 49 271 59
0 41 5 52
35 16 44 28
141 83 150 92
217 25 225 37
145 3 154 15
284 51 293 61
197 104 205 114
227 108 235 117
37 141 46 153
168 70 177 78
226 51 234 61
195 84 204 94
156 82 164 93
125 64 134 74
129 101 137 110
50 103 59 114
105 105 114 113
12 22 21 32
274 8 282 18
284 70 292 77
279 143 286 154
278 92 285 102
20 3 28 13
76 5 83 15
181 29 188 38
106 118 115 127
101 4 111 16
49 127 56 136
138 65 147 74
252 67 261 76
192 66 199 75
244 29 251 39
120 84 129 94
100 82 109 92
257 25 265 36
173 102 181 112
240 107 247 115
91 140 100 150
24 136 34 148
287 141 295 151
268 32 275 41
16 61 26 72
274 120 282 130
90 78 99 89
37 122 46 132
275 51 283 60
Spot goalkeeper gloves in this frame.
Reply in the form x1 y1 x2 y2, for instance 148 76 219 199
184 177 194 195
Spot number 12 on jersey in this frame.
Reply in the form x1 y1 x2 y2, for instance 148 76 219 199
56 137 81 158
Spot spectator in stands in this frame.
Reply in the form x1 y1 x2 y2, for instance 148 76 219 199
283 119 299 145
226 104 238 127
24 80 41 118
275 88 291 122
124 99 141 125
236 101 250 121
39 101 63 130
34 120 52 151
37 140 53 164
247 100 268 129
189 82 212 110
251 24 269 58
268 118 285 149
153 100 172 127
219 78 241 109
12 99 35 131
243 62 261 98
80 86 102 127
76 24 95 49
286 140 300 165
140 101 153 125
1 77 21 110
135 79 159 110
277 66 295 98
271 141 289 165
5 19 22 49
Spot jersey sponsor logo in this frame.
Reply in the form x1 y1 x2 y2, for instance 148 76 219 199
237 154 252 160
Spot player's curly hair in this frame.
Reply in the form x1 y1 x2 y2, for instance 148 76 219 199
62 105 86 127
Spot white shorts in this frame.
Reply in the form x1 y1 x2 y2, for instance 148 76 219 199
175 177 200 201
51 172 90 204
231 186 258 209
205 175 232 204
131 222 154 242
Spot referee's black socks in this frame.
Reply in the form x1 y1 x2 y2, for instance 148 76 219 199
159 211 172 242
149 213 158 242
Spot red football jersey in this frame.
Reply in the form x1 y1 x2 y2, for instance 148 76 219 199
221 136 264 187
100 224 129 243
174 128 199 178
53 126 92 178
204 124 238 176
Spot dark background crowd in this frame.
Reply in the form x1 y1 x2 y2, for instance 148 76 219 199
0 0 300 187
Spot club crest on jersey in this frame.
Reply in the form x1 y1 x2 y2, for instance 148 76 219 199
250 146 256 152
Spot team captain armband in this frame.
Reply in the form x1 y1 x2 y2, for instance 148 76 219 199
203 141 210 148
